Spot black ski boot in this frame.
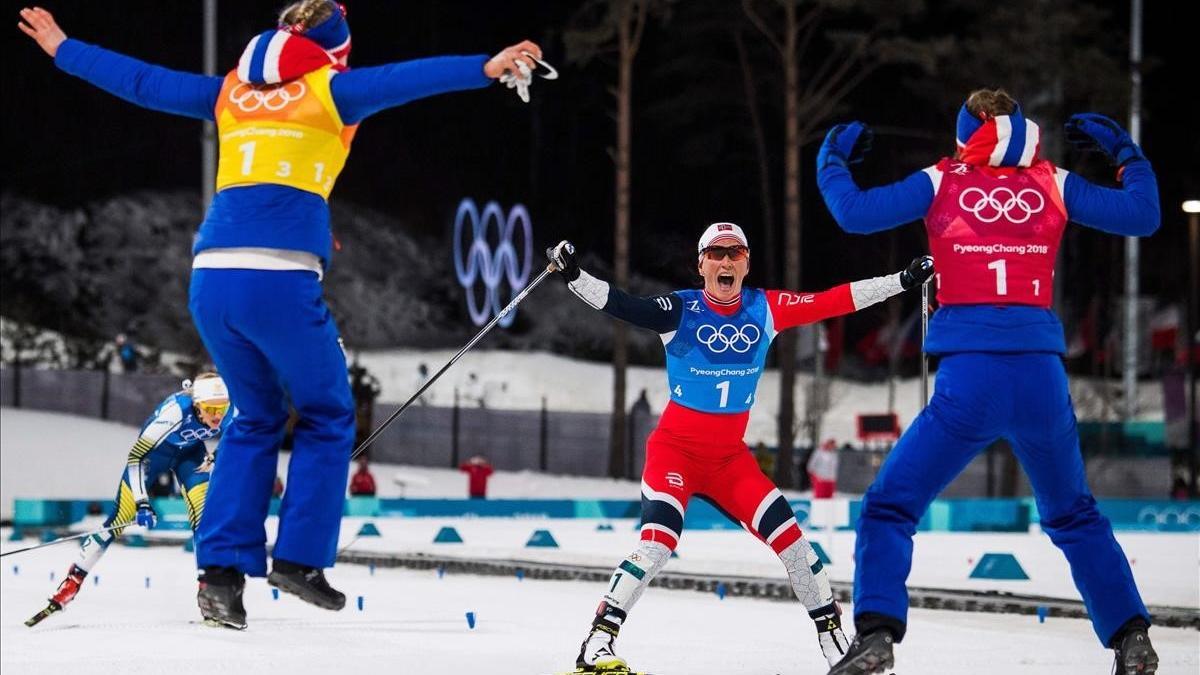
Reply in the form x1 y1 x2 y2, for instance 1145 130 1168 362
197 566 246 630
267 559 345 610
827 630 895 675
1111 618 1158 674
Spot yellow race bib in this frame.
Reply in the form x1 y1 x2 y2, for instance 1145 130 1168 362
214 65 357 200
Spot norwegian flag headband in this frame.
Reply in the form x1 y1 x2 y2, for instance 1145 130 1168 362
955 101 1041 168
236 2 350 85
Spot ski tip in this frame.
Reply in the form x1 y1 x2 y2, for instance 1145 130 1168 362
24 603 62 627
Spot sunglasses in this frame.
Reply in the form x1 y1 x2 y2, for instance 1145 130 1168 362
702 245 749 262
197 401 230 417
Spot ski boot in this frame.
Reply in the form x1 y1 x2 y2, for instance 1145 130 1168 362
575 605 629 672
826 629 894 675
197 566 247 630
1111 618 1158 674
811 601 851 667
267 559 345 610
25 564 88 627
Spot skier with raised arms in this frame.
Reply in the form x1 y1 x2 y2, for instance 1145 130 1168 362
18 1 544 629
546 225 933 673
816 89 1160 675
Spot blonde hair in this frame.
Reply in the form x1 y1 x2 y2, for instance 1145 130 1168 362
278 0 335 31
965 88 1016 119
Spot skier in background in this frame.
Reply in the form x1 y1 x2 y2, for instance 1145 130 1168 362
25 374 231 627
816 89 1160 675
19 2 544 629
546 224 933 672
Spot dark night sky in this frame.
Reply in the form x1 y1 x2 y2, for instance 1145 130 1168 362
2 1 1196 301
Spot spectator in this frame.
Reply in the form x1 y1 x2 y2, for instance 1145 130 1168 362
348 359 381 448
1171 476 1190 501
114 333 139 373
807 438 839 499
630 388 651 418
459 455 494 499
349 456 377 497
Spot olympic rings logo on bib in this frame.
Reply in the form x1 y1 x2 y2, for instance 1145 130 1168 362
696 323 761 354
453 198 533 328
228 81 307 113
958 186 1044 224
180 427 220 442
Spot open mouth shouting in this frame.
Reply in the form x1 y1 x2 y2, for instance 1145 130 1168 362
717 273 736 291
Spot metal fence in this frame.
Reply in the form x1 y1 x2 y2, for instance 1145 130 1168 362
0 366 655 479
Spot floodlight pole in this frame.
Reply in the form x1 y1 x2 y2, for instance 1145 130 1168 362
1122 0 1143 422
202 0 217 208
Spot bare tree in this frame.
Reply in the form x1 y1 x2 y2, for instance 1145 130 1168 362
742 0 943 487
566 0 653 478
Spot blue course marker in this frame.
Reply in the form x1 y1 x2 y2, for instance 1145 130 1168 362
437 566 445 579
465 611 476 629
716 582 726 600
357 596 364 611
515 568 525 582
145 576 151 589
369 563 375 576
93 575 100 586
1037 606 1048 624
271 588 280 600
12 565 18 576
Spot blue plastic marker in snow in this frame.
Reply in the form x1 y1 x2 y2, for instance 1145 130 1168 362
1037 606 1048 624
437 566 445 579
145 576 151 589
465 611 476 629
716 583 726 600
271 588 280 600
12 565 18 575
49 570 54 581
357 596 364 611
515 568 525 581
369 562 375 576
93 575 100 586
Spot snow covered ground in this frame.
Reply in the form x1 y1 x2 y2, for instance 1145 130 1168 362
2 408 1198 673
2 544 1197 675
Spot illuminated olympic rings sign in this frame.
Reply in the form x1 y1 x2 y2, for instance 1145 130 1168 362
453 198 533 328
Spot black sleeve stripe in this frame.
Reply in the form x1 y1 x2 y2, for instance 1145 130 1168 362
602 289 682 334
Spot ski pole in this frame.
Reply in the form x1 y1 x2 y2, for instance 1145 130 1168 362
920 278 931 405
351 262 557 460
1 522 134 558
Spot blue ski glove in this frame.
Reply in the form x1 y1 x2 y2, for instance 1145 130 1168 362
1064 113 1145 166
818 122 874 171
135 500 157 529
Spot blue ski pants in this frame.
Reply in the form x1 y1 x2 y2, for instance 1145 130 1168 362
189 269 355 576
853 352 1148 645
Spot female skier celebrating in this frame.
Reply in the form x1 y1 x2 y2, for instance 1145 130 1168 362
19 2 544 629
546 225 933 672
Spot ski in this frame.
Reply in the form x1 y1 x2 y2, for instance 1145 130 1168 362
24 601 63 628
544 670 658 675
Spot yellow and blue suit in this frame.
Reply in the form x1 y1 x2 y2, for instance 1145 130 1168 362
76 392 230 573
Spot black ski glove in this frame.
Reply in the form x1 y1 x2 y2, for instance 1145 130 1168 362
899 255 935 290
546 240 580 282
